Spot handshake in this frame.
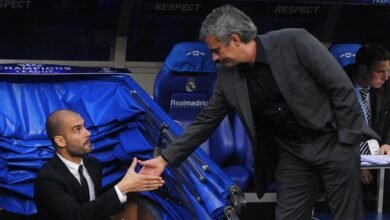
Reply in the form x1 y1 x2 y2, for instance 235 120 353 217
116 156 168 194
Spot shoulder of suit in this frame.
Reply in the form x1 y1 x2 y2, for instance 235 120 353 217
37 155 100 177
217 63 236 73
36 156 63 178
260 28 311 49
265 28 308 36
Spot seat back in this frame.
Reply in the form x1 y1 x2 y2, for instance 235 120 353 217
329 43 362 67
154 42 216 127
153 42 234 160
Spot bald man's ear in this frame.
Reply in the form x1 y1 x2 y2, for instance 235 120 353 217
54 135 66 148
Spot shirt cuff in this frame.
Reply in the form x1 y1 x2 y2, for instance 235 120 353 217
114 185 127 204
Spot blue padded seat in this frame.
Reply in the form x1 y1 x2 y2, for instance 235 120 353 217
153 42 250 189
230 114 253 189
232 115 254 172
329 43 362 67
153 42 217 122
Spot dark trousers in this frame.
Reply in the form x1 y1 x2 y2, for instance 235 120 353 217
274 132 364 220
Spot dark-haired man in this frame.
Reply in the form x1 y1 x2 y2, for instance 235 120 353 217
140 5 367 220
345 43 390 184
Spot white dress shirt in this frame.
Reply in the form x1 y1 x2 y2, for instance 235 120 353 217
57 153 126 203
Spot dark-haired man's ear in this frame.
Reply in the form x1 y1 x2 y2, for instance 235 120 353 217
231 33 241 47
54 136 66 148
357 64 368 76
356 64 371 87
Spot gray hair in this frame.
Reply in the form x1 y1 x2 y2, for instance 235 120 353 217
199 5 257 44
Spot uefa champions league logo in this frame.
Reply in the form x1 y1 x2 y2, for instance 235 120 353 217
0 64 72 74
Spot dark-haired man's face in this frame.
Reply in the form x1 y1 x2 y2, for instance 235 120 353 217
369 60 389 88
205 35 242 67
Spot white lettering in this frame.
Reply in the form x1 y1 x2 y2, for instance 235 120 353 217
170 99 209 109
154 3 201 12
274 6 320 15
186 50 205 56
0 0 32 9
340 53 356 59
0 65 72 73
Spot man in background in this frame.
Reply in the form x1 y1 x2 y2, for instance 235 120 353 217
345 43 390 182
344 43 390 212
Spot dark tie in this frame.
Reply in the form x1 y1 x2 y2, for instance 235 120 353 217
359 88 371 155
78 165 90 202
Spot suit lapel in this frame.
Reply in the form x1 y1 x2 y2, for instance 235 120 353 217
259 35 294 110
51 155 85 202
370 88 383 132
229 34 293 146
231 69 256 142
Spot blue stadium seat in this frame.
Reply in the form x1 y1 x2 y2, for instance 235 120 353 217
232 115 254 175
153 42 250 189
230 114 253 190
153 42 217 128
329 43 362 67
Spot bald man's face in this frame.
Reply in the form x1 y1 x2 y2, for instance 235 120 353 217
59 113 92 157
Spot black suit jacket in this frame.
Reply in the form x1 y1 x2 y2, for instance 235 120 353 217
161 28 363 198
370 83 390 145
34 155 123 220
345 65 390 145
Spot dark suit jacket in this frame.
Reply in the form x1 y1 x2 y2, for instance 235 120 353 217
367 83 390 145
345 65 390 145
34 155 123 220
161 28 363 198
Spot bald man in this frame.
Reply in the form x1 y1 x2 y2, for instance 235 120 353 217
34 109 164 220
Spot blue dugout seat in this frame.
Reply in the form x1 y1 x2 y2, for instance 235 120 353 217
329 43 362 67
153 42 251 190
231 115 254 188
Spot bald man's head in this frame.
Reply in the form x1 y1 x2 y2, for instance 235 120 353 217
46 110 80 146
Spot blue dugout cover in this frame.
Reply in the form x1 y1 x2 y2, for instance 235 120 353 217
0 64 242 219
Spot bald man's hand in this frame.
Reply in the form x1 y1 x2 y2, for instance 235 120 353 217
117 158 164 193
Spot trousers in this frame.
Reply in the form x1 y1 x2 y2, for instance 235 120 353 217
274 132 364 220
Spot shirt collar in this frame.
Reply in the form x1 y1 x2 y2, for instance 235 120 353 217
352 78 371 90
57 153 84 175
255 36 268 64
238 36 268 77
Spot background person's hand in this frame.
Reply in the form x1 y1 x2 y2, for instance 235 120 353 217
380 144 390 155
117 157 164 193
